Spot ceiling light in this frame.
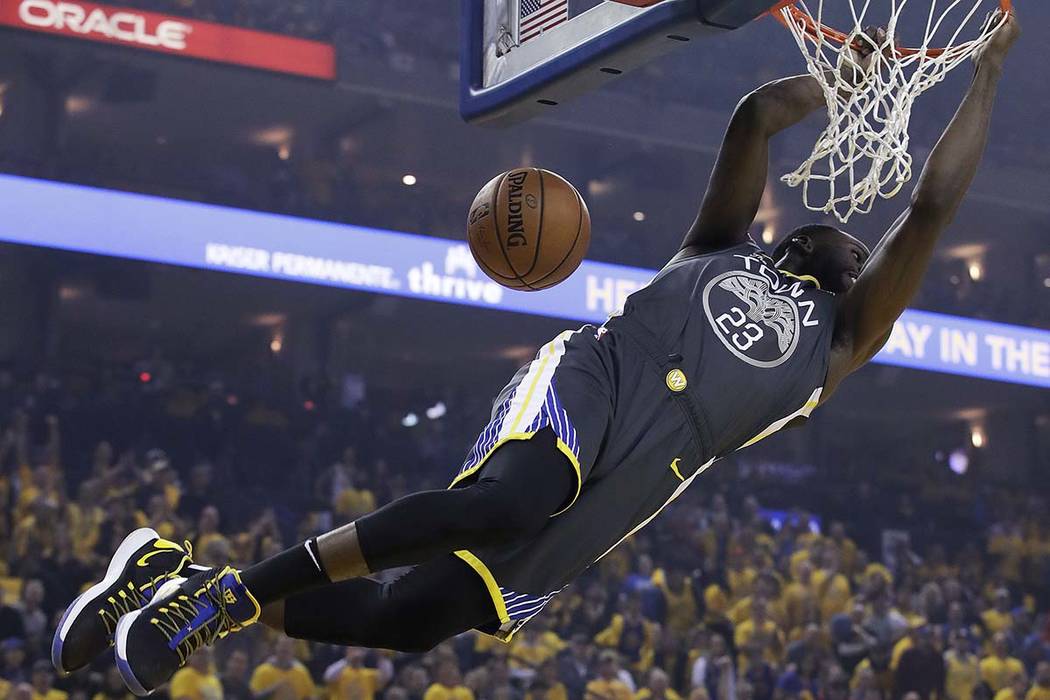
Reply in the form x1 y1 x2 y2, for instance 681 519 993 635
252 125 294 146
948 448 969 475
402 174 417 186
65 96 93 114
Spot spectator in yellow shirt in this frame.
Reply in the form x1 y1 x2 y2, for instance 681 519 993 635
335 486 377 520
595 596 658 674
585 652 634 700
634 668 681 700
324 647 388 700
1027 663 1050 700
524 660 568 700
193 506 231 561
68 479 106 561
783 560 817 634
250 637 317 700
993 671 1029 700
423 661 474 700
729 572 785 629
828 522 859 575
813 549 851 622
982 589 1015 637
734 597 783 666
170 649 224 700
511 625 561 671
145 492 180 542
981 633 1026 693
30 660 68 700
653 569 696 641
987 524 1025 584
944 630 981 700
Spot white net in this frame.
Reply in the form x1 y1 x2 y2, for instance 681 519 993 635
777 0 1009 223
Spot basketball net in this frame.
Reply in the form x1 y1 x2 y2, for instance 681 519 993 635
774 0 1010 223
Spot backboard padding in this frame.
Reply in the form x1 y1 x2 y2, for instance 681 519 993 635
461 0 776 125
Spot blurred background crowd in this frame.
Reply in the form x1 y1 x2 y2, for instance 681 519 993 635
1 361 1049 700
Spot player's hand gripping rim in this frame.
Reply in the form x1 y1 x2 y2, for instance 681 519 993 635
973 9 1019 71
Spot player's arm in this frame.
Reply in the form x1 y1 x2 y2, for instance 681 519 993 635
679 75 827 254
827 12 1019 386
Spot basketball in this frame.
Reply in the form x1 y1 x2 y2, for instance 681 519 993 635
467 168 591 291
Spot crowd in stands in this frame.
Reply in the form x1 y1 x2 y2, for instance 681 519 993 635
1 362 1050 700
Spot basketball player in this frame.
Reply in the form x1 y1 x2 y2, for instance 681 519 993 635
52 12 1017 696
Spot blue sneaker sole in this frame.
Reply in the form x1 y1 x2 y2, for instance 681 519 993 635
51 527 160 675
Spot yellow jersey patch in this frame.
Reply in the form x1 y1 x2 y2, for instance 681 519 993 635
665 369 687 392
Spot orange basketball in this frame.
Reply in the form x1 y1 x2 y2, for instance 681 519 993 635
467 168 591 291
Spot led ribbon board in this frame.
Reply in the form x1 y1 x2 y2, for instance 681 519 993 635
0 174 1046 388
0 0 336 80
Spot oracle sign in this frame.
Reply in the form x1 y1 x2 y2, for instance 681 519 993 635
18 0 191 49
0 0 336 80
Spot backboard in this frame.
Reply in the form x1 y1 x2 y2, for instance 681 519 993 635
460 0 777 125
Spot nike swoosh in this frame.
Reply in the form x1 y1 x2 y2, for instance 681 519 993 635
136 539 184 567
669 458 684 481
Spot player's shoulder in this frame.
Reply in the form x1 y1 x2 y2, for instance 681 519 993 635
673 237 763 264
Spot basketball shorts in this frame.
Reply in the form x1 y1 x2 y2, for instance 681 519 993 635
449 322 712 641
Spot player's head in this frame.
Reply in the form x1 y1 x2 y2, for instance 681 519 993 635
771 224 870 293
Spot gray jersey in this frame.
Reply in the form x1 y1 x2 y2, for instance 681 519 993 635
456 240 839 640
610 240 838 457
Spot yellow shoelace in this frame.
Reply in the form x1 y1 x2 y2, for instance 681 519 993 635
96 540 195 638
149 568 242 666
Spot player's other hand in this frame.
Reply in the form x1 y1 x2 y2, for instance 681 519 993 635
974 9 1019 69
839 26 884 86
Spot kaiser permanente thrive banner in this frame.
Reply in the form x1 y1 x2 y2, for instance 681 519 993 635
0 174 1047 389
0 0 335 79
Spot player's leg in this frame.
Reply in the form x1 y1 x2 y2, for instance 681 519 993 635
269 554 496 652
113 428 574 694
241 427 573 602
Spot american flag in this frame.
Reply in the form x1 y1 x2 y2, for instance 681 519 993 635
520 0 569 43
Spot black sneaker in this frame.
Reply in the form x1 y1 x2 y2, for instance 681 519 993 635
52 528 199 675
115 566 261 696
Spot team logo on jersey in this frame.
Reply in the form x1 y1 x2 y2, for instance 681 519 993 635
702 270 801 368
665 369 688 392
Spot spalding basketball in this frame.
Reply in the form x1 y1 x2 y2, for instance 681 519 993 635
467 168 591 291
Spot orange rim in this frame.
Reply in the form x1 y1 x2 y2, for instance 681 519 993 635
767 0 1011 58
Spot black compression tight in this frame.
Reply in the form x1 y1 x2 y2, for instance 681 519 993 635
282 428 574 651
354 427 574 572
283 554 495 652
